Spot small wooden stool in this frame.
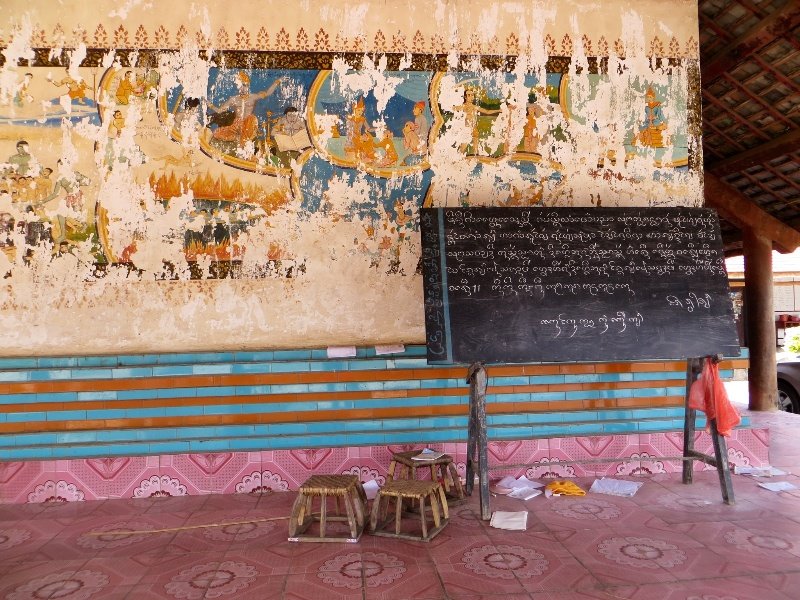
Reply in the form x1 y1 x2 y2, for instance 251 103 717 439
388 450 465 504
288 474 367 543
369 479 449 542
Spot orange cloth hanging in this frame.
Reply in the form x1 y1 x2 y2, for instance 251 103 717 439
687 357 742 437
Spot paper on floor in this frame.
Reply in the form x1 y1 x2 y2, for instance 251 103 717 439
757 481 798 492
496 475 544 490
589 477 644 497
507 487 543 500
490 511 528 530
734 465 787 477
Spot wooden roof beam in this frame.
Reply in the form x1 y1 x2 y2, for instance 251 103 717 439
704 173 800 253
702 7 800 83
706 127 800 176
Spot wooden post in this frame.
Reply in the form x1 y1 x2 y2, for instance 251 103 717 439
466 362 490 520
682 357 700 485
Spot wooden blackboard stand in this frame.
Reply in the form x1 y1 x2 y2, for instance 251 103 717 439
466 356 735 520
682 356 735 505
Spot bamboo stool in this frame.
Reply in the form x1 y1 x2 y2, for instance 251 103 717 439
388 450 465 504
288 474 367 543
369 479 449 542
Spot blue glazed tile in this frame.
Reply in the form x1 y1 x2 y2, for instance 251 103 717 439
36 392 79 403
193 364 233 375
637 420 674 432
57 431 97 443
97 430 137 442
529 375 566 385
529 392 567 402
228 438 267 451
161 352 235 364
246 403 284 414
491 376 530 386
72 369 114 380
252 425 270 435
344 420 383 431
118 389 158 400
310 349 330 360
112 367 154 379
215 425 255 437
382 418 419 430
163 406 204 417
77 391 118 401
48 410 85 421
270 384 310 394
597 410 633 420
152 365 194 377
189 439 232 451
423 416 468 429
200 386 237 396
306 383 347 393
603 422 639 433
203 405 243 415
267 423 308 435
88 409 125 419
270 361 311 373
420 378 460 389
383 379 421 390
231 363 271 374
404 346 428 356
157 388 196 399
175 427 216 439
633 371 685 381
0 393 35 405
137 428 180 441
346 432 385 445
486 392 531 403
526 413 564 424
128 407 167 418
314 400 352 411
390 358 429 368
354 360 389 370
30 369 73 381
308 361 348 372
631 387 668 398
234 385 271 395
384 431 426 444
7 433 59 446
0 371 28 382
1 447 51 459
304 422 338 434
37 358 78 368
78 356 119 367
233 351 274 362
273 350 313 360
344 382 383 392
118 354 160 366
0 358 37 369
149 441 192 454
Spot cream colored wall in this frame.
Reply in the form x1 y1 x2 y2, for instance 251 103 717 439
0 0 701 356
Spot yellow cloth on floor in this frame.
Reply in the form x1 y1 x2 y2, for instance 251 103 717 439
545 480 586 496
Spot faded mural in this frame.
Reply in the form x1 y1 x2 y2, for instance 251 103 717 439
0 0 702 355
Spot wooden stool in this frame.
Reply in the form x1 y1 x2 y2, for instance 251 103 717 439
388 450 465 504
369 479 449 542
288 474 367 543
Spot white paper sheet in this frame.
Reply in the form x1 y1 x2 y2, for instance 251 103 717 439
757 481 798 492
490 511 528 530
326 346 357 358
589 477 644 497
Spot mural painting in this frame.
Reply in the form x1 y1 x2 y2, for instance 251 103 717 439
0 1 702 354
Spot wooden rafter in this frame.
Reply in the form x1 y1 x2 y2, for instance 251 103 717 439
706 128 800 176
705 173 800 253
701 7 800 83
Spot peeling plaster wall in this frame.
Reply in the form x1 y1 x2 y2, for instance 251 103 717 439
0 0 701 356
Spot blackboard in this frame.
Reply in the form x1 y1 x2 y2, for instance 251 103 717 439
420 207 740 364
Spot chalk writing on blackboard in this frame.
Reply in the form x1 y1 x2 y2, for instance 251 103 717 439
421 207 740 364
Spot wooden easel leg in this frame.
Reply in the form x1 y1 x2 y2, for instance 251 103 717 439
683 358 699 485
710 418 735 505
465 385 477 496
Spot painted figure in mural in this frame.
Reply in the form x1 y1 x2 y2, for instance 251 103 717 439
269 106 311 155
108 110 125 138
454 86 500 155
6 141 33 176
522 101 545 154
402 101 429 154
40 159 91 243
273 107 306 136
374 127 399 167
13 73 34 107
635 87 667 148
50 69 90 104
115 71 143 105
344 97 376 162
208 71 283 147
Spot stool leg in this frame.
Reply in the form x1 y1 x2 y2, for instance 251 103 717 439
289 493 304 536
296 494 308 528
319 492 327 538
343 493 358 538
448 463 464 499
437 484 449 519
351 488 365 528
430 492 441 528
369 493 382 532
394 495 403 535
419 496 428 539
388 460 398 481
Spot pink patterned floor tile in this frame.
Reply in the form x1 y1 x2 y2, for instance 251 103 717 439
0 559 93 595
283 569 365 600
763 571 800 599
363 562 445 600
437 559 529 597
425 532 499 564
219 545 297 577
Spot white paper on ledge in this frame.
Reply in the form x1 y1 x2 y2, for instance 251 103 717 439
327 346 357 358
375 344 405 355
